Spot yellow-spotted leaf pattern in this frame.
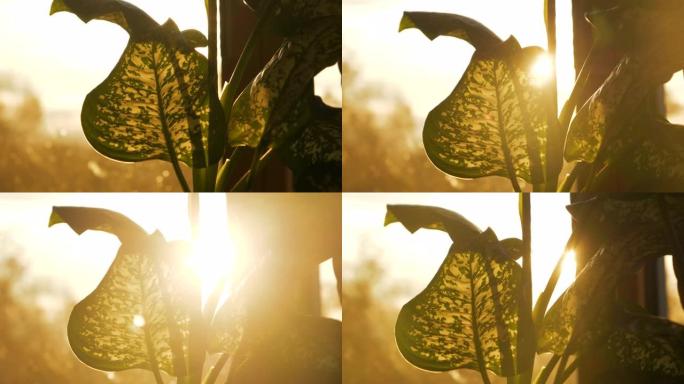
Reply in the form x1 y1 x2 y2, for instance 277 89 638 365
229 316 341 383
400 12 552 185
396 234 521 376
387 208 521 376
228 17 340 149
51 0 210 168
244 0 341 35
49 207 199 377
539 195 684 354
278 96 341 191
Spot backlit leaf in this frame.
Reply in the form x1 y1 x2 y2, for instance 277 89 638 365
228 17 340 149
49 207 198 377
402 13 552 184
395 229 520 376
52 1 210 168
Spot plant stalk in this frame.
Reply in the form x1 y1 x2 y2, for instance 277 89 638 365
534 354 561 384
517 193 535 382
544 0 562 192
230 147 274 192
552 353 569 384
203 353 230 384
532 234 575 328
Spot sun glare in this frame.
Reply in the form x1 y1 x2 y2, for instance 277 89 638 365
530 53 554 87
133 314 146 328
184 196 235 308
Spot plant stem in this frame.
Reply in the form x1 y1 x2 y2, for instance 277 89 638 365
203 353 230 384
552 353 569 384
555 358 577 384
517 193 535 380
230 147 274 192
533 234 575 328
188 194 206 384
534 354 561 384
544 0 562 192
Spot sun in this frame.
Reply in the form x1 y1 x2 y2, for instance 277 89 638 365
530 53 554 87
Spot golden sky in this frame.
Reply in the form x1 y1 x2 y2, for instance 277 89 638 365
343 193 576 307
0 0 340 128
0 193 340 320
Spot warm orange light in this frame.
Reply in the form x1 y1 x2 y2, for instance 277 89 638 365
530 53 554 87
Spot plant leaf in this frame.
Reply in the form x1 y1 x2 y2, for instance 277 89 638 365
396 230 520 376
539 195 683 354
228 17 340 149
52 1 210 168
277 96 341 192
49 207 198 377
409 30 551 183
398 11 501 50
385 204 481 243
588 304 684 377
244 0 341 36
50 0 157 36
229 316 341 383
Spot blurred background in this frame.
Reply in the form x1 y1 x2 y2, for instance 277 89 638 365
0 193 341 383
342 193 684 383
0 0 340 191
342 0 684 191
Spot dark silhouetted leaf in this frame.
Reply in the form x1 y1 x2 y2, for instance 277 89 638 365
50 0 157 36
49 207 198 377
228 17 340 149
395 230 521 376
278 96 341 192
229 316 341 383
244 0 340 36
399 12 501 50
384 204 481 244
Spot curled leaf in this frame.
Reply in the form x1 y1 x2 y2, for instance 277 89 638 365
399 11 501 50
384 204 481 244
244 0 341 35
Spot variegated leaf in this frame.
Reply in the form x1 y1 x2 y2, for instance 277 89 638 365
579 116 684 191
394 229 520 376
277 96 341 191
49 207 199 377
227 17 340 149
229 316 341 383
401 13 552 184
51 1 210 168
564 58 648 164
244 0 341 35
538 228 677 354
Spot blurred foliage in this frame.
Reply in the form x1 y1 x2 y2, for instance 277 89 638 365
0 243 153 383
0 73 184 191
341 63 516 192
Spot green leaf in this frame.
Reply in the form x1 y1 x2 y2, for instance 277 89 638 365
244 0 341 36
49 207 199 377
228 17 340 149
398 11 501 50
52 1 210 169
594 304 684 377
422 37 552 184
229 316 341 383
396 230 521 376
564 57 647 164
384 204 481 244
277 96 341 192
